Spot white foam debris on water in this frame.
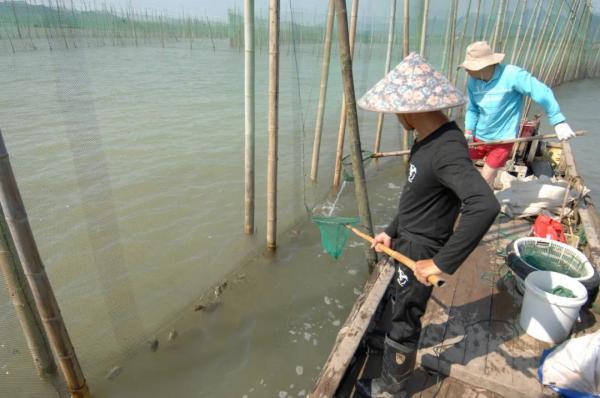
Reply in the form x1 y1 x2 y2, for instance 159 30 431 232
303 323 312 329
279 391 288 398
353 288 362 296
298 390 306 397
289 384 295 389
260 379 265 385
312 338 318 346
303 332 311 341
242 395 248 398
388 182 402 189
289 330 296 335
337 304 344 309
324 296 332 305
296 365 304 376
332 319 341 327
347 241 364 248
347 269 358 275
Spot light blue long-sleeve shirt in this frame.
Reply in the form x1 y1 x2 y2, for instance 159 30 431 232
465 64 565 142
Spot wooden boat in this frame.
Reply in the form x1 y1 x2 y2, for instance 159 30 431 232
310 126 600 398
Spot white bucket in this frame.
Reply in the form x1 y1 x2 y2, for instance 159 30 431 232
519 271 588 343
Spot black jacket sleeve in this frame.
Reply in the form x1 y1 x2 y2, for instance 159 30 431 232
431 140 500 274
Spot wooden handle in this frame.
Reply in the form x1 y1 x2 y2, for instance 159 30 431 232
348 226 445 287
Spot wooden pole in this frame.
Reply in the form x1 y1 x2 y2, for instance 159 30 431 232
0 131 89 397
334 0 377 269
541 1 576 84
514 0 540 65
419 0 429 56
266 0 279 250
456 0 473 80
332 0 359 190
510 0 527 63
310 0 335 182
534 1 565 79
244 0 255 235
482 0 496 42
0 215 55 377
373 0 397 157
446 0 458 83
553 0 583 85
501 0 518 53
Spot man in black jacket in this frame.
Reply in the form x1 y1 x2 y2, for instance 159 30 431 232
355 53 500 398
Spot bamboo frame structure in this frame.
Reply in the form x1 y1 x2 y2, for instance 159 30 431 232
244 0 255 235
332 0 359 190
372 0 397 157
0 131 89 396
334 0 377 269
0 215 55 377
521 0 544 69
510 0 527 63
266 0 279 250
491 0 505 49
501 0 518 53
514 0 541 66
310 0 335 182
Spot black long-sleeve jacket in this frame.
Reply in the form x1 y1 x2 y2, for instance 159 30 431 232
384 121 500 274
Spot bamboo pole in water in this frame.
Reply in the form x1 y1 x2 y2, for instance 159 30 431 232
514 0 540 65
528 0 556 76
372 0 397 157
495 0 509 50
310 0 335 182
535 1 566 79
509 0 527 63
501 0 518 53
456 0 473 77
541 0 580 85
482 0 496 42
0 215 55 377
267 0 279 250
554 0 583 85
472 0 482 41
491 0 505 49
334 0 377 269
0 132 89 397
521 0 544 69
419 0 429 56
446 0 458 83
244 0 255 235
332 0 359 190
401 0 410 163
572 7 592 81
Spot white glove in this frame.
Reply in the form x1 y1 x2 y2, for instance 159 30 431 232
464 130 474 143
554 122 576 141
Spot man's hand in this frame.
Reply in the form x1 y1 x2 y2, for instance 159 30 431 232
464 130 474 143
554 122 576 141
370 232 391 253
414 259 443 286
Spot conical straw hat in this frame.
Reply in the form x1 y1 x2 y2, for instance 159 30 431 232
358 52 466 113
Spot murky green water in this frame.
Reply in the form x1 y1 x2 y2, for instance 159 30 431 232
0 37 598 397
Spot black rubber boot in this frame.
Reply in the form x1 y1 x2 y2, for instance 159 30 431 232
356 337 416 398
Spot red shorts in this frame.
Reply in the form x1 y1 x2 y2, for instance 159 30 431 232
469 138 513 168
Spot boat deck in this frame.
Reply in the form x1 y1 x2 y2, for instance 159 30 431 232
335 215 599 398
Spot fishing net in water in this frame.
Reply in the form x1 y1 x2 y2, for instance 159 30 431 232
312 216 359 259
341 151 374 182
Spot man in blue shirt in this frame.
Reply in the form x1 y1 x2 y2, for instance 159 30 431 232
460 41 576 186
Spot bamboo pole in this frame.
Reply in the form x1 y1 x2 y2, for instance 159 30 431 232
401 0 410 163
521 0 544 69
572 7 592 81
533 0 565 79
472 0 482 41
495 0 509 51
372 131 588 158
514 0 540 65
527 0 554 74
266 0 279 250
441 5 453 71
244 0 255 235
541 0 580 85
510 0 527 63
309 0 335 182
446 0 458 83
419 0 429 56
482 0 496 42
0 131 89 397
372 0 397 157
0 215 55 377
501 0 518 53
491 0 505 49
456 0 473 79
332 0 359 190
334 0 377 269
553 0 583 85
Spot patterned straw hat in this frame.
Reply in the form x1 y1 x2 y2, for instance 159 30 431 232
358 52 466 114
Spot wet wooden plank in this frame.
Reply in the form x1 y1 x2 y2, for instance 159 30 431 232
310 259 395 398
